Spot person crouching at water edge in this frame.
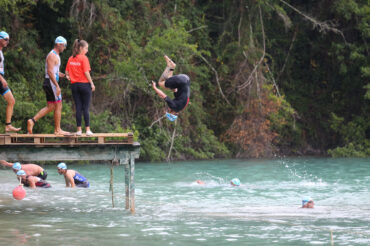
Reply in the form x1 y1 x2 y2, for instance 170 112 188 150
0 160 48 180
16 170 51 188
152 55 190 121
302 198 314 208
57 162 89 188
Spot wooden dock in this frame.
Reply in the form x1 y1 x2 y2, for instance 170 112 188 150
0 133 134 145
0 132 140 214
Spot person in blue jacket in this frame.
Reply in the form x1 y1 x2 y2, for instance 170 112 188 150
57 162 89 188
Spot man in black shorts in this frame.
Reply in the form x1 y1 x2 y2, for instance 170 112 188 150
152 56 190 121
27 36 70 135
0 31 21 133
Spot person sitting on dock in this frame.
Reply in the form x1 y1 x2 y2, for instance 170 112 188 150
57 162 90 188
0 31 21 133
16 170 51 188
152 55 190 121
302 198 314 208
27 36 70 135
0 160 47 180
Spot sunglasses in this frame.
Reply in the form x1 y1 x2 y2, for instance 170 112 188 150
2 38 9 42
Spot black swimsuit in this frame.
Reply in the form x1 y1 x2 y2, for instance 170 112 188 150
164 74 190 112
37 170 48 180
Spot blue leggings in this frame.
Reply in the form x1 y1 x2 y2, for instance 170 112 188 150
71 83 92 127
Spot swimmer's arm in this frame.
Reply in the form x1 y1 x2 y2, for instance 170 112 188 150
0 160 13 168
29 178 36 189
152 81 167 99
84 71 95 91
0 74 7 87
65 172 76 188
65 71 70 81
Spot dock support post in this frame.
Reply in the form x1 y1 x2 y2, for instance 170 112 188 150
130 153 135 214
123 159 130 210
122 153 135 214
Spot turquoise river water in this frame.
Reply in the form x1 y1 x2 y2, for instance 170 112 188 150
1 158 370 245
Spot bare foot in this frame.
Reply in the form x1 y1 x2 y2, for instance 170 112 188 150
27 119 34 134
54 129 71 136
5 125 21 133
164 55 176 69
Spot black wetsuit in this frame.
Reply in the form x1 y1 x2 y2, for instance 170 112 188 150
23 176 51 188
164 74 190 112
37 170 48 180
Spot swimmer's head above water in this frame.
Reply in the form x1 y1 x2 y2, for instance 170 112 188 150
230 178 240 186
12 162 21 171
302 198 314 208
16 170 26 176
57 162 67 175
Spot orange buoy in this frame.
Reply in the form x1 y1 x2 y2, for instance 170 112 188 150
13 185 26 200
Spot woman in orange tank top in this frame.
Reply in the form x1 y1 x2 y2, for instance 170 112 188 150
65 39 95 136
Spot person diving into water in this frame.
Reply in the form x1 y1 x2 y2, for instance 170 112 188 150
152 55 190 121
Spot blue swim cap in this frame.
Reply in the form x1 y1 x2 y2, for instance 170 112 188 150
55 36 67 46
302 197 312 206
231 178 240 186
12 162 21 170
57 162 67 170
16 170 26 176
0 31 9 40
166 112 178 122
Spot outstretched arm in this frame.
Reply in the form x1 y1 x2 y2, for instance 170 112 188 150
152 81 167 99
0 160 13 168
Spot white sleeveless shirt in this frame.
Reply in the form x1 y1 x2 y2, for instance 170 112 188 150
0 50 4 75
45 50 60 82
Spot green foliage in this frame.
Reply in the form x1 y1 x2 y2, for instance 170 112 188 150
328 113 370 157
0 0 369 160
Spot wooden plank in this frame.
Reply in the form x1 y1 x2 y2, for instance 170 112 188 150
2 132 134 145
98 137 105 144
5 136 11 144
34 138 41 144
9 133 131 138
1 142 134 146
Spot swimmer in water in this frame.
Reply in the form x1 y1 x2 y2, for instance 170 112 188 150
230 178 240 186
152 55 190 121
57 162 90 188
0 160 48 180
302 198 314 208
196 180 205 185
16 170 51 188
